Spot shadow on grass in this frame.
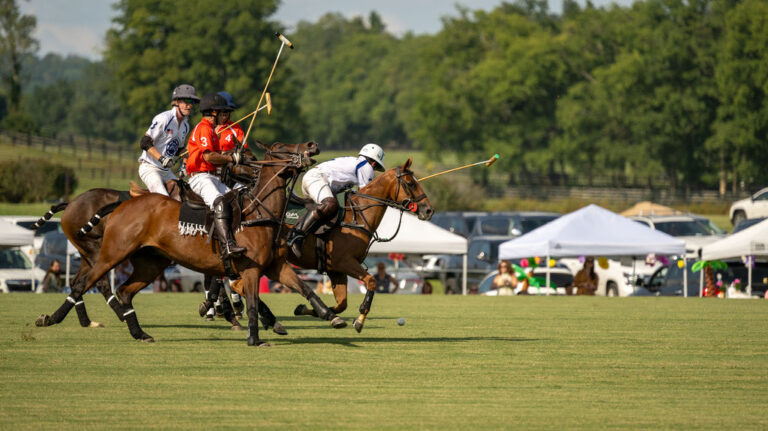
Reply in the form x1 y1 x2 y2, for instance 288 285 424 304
161 335 540 348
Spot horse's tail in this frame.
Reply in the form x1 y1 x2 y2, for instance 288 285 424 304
76 201 123 238
32 202 69 231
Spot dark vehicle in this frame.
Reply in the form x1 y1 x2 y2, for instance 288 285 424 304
732 218 766 234
34 232 81 285
429 211 486 238
470 212 560 237
642 260 768 297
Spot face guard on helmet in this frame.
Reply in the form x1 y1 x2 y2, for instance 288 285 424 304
359 143 385 172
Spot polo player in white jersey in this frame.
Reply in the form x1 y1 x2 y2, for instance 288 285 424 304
287 143 385 258
137 84 199 196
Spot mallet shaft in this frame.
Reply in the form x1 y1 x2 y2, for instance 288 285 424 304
419 154 499 181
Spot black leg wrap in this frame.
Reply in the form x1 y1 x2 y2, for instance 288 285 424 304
359 290 375 315
123 309 145 340
219 293 235 322
106 294 125 321
258 300 277 329
307 292 336 321
75 300 92 327
247 307 260 346
50 296 77 324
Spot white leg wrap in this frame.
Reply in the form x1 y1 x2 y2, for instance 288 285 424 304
66 296 76 304
122 309 135 317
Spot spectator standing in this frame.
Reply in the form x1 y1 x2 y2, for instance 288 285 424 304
374 262 399 294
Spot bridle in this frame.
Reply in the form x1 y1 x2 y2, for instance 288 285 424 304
344 166 430 244
239 142 312 232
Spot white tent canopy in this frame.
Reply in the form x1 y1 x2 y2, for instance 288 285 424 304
369 208 468 255
701 218 768 261
0 219 34 247
499 204 686 259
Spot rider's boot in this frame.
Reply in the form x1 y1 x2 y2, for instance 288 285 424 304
287 207 322 259
214 197 246 258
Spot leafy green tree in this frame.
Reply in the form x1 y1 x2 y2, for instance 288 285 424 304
0 0 37 113
105 0 302 144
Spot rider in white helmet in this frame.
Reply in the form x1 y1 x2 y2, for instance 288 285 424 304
288 143 385 257
138 84 199 196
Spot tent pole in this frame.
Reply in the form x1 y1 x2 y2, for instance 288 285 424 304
66 253 71 290
682 256 687 298
546 254 551 296
699 267 703 297
748 262 752 297
462 254 467 295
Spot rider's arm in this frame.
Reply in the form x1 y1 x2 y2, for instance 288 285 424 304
143 113 167 161
146 146 163 161
202 151 236 166
356 160 375 188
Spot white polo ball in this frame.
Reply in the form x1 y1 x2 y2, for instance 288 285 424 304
397 318 405 326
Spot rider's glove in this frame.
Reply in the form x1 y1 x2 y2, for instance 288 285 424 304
160 156 174 169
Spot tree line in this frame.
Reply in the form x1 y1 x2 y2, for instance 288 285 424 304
1 0 767 194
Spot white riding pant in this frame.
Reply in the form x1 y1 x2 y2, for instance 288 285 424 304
301 168 333 203
188 172 231 209
138 161 177 196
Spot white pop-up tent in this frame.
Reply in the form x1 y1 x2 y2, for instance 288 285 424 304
0 219 34 246
701 218 768 296
499 205 686 291
369 208 469 291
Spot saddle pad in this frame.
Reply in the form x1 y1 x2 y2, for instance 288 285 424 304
178 201 209 236
283 192 347 228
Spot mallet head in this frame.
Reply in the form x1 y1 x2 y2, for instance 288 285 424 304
485 154 499 167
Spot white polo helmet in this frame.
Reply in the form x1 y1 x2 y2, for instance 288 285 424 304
359 143 385 171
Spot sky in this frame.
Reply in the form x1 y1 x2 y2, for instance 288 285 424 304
19 0 633 60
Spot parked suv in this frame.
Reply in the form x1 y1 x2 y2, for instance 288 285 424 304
34 231 81 285
630 214 725 256
422 235 514 293
729 187 768 226
469 212 560 237
0 246 45 292
429 211 486 238
1 215 62 257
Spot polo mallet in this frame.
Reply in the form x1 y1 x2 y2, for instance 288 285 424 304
241 32 294 146
418 154 499 181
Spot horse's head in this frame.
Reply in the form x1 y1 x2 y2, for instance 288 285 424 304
261 141 320 177
391 157 434 221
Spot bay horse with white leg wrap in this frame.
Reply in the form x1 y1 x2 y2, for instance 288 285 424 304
77 141 344 346
287 157 434 332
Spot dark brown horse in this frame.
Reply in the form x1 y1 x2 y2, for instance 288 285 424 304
288 158 434 332
77 141 344 346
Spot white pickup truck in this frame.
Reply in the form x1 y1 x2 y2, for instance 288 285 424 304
729 187 768 226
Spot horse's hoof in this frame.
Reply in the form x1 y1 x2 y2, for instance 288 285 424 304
88 321 104 328
198 302 208 317
293 304 307 316
140 335 155 343
353 317 364 333
272 321 288 335
330 316 347 329
35 314 50 327
231 323 243 331
247 336 270 347
205 316 215 322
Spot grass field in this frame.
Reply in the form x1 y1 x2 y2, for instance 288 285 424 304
1 293 766 429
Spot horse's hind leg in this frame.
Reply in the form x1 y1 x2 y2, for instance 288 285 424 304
215 279 242 330
115 251 171 342
294 271 348 317
240 270 268 347
36 265 92 327
267 261 346 329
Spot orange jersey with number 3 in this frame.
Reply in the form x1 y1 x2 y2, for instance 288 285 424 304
219 120 246 152
186 118 219 174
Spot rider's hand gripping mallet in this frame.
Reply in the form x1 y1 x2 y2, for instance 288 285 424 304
418 154 499 181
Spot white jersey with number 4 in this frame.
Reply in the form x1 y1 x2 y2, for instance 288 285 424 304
138 107 190 169
315 156 374 193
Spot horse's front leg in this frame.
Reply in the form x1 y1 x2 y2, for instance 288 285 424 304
241 270 269 347
115 252 169 342
331 262 376 333
267 261 347 329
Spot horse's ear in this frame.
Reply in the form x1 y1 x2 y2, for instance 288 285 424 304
254 140 268 151
402 157 413 171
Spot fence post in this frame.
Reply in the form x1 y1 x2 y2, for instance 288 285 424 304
102 143 107 158
26 133 31 148
70 135 76 156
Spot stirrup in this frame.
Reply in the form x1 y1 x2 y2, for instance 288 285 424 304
286 230 304 247
222 240 246 258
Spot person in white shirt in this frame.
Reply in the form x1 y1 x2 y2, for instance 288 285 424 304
137 84 199 196
288 143 385 257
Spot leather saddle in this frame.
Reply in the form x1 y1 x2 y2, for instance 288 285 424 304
286 192 346 237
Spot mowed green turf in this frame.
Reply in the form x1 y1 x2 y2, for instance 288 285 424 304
1 294 767 430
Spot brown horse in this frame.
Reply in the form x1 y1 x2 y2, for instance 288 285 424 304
33 181 281 332
288 158 434 332
77 141 344 346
